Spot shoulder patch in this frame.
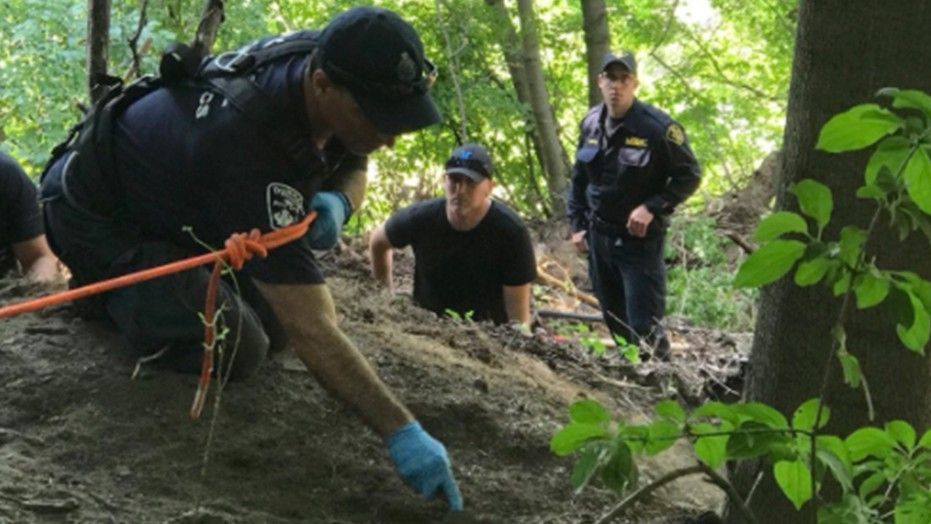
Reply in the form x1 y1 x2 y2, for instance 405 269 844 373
266 182 305 230
665 123 685 145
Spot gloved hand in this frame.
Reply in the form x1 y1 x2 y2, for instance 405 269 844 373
306 191 350 250
387 421 463 511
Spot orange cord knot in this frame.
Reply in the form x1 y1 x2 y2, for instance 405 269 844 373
223 229 267 270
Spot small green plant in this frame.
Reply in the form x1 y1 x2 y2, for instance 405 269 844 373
444 308 475 322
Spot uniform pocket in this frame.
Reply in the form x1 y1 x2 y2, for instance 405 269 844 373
617 147 651 167
576 144 600 163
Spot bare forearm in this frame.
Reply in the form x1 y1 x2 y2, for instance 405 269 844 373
503 284 531 326
368 225 395 290
254 281 411 436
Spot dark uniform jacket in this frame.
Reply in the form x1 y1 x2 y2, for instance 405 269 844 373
567 99 701 239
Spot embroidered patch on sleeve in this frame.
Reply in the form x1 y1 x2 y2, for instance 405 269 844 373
665 123 686 145
266 182 305 230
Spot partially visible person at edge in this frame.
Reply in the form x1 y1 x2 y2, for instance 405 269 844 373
39 7 462 511
369 144 537 326
0 150 61 282
567 51 701 361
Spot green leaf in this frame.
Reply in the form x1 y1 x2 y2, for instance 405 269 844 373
692 422 728 469
692 402 739 424
795 256 832 287
857 471 887 500
834 270 852 297
734 240 806 288
551 423 609 456
846 427 897 461
570 446 604 494
727 422 792 459
815 436 854 492
791 179 834 230
754 211 809 242
839 227 866 267
816 103 903 153
856 184 886 200
855 273 890 309
837 350 862 388
793 398 830 432
645 420 681 455
655 400 685 424
877 87 931 119
896 290 931 353
774 459 813 510
865 136 911 185
570 399 610 425
919 429 931 449
601 441 634 492
885 420 916 449
904 147 931 214
895 498 931 524
733 402 790 429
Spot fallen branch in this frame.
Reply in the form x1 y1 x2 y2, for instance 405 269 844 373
535 266 600 308
595 464 705 524
536 308 603 323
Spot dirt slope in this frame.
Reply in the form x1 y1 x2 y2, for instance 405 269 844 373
0 246 735 523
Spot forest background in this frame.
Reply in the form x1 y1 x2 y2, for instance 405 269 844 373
0 0 798 330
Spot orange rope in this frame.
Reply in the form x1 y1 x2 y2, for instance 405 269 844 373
0 212 316 419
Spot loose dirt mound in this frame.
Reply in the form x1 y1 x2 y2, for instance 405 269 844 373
0 240 743 523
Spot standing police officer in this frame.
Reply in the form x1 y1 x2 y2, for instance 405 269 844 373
40 6 462 511
567 51 701 360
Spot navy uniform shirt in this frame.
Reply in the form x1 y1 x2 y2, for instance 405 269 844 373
385 198 537 324
567 99 701 237
110 37 366 284
0 152 44 276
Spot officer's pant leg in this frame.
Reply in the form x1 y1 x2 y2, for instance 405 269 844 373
617 235 670 358
104 242 269 380
588 229 635 342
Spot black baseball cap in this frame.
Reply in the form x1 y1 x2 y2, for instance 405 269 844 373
601 50 637 75
317 7 441 135
444 144 494 182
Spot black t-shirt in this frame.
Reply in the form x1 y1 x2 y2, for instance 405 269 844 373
0 152 43 276
109 35 365 284
385 198 537 324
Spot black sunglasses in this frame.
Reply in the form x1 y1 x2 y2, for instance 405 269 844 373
323 55 438 99
445 156 491 178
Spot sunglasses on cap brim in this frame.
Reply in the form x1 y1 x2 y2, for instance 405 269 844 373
445 156 491 179
322 55 438 99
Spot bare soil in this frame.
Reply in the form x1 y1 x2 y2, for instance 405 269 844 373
0 232 747 523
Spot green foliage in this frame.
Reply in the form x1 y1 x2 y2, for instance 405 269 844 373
553 397 931 519
666 215 757 330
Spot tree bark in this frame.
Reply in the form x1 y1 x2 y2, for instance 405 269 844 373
726 2 931 522
86 0 111 103
191 0 225 57
515 0 570 213
581 0 610 108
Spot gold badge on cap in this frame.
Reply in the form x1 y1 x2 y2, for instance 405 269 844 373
665 123 685 145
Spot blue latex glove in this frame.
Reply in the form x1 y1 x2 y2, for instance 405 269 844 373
387 421 463 511
306 191 350 250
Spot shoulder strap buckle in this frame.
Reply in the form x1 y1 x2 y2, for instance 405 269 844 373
212 49 256 74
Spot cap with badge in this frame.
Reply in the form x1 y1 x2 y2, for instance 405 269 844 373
317 6 441 135
601 50 637 75
444 144 495 183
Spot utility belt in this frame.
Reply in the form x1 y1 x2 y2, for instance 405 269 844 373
40 33 322 219
590 212 667 239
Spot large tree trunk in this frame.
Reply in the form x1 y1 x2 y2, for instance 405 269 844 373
86 0 111 103
580 0 610 108
727 2 931 522
515 0 570 213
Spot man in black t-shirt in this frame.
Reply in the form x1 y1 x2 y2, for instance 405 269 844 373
0 151 60 282
39 7 461 511
370 144 537 325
